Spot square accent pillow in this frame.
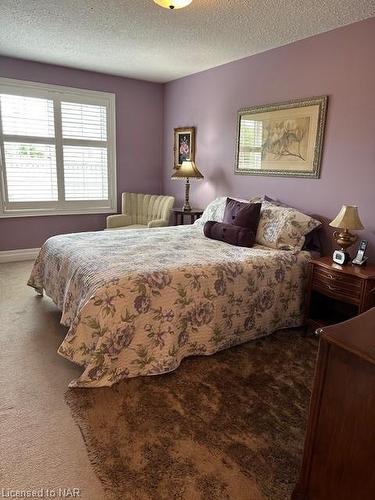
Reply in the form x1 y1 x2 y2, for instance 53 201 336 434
195 196 248 226
223 198 262 229
249 195 324 253
255 200 321 252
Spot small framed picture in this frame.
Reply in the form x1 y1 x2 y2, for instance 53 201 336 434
174 127 195 169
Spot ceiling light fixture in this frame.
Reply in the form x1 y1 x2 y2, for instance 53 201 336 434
153 0 192 10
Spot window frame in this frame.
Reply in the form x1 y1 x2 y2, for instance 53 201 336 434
0 77 117 218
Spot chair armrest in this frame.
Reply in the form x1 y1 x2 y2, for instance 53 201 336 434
106 214 132 228
148 219 168 228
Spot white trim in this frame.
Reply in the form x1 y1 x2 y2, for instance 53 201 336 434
0 247 40 263
0 77 114 101
0 207 116 218
0 77 117 218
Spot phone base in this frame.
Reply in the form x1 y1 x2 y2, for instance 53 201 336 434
352 257 368 266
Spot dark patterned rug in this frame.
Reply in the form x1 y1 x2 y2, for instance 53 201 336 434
65 329 318 500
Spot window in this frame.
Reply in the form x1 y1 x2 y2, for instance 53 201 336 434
0 78 116 217
238 119 263 170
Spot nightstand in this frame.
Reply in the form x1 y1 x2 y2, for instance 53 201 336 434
172 208 203 225
306 256 375 328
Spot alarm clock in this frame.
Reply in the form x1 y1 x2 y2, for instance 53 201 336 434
332 249 350 265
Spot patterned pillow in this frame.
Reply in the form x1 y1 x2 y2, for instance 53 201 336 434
255 200 321 252
249 195 323 253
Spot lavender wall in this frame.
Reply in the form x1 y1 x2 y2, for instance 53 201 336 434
162 18 375 261
0 56 164 251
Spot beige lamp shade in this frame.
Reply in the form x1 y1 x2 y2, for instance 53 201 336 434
171 160 204 180
329 205 364 230
154 0 192 9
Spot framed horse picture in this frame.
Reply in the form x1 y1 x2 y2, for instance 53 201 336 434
174 127 195 169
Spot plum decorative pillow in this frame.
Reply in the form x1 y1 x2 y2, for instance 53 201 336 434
223 198 262 228
195 196 249 226
255 200 321 252
203 221 256 248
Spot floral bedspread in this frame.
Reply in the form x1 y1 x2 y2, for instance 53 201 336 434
28 225 311 387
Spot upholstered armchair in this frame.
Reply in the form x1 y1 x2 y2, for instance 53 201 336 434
106 192 175 230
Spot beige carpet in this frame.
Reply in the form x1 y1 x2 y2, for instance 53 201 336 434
66 330 317 500
0 261 104 499
0 260 317 500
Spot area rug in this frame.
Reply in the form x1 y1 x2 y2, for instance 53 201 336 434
65 329 318 500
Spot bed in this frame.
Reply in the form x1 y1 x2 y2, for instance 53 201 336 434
28 198 320 387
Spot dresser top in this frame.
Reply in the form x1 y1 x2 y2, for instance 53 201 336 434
312 256 375 280
321 307 375 365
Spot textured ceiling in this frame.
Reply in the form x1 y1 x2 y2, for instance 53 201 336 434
0 1 374 83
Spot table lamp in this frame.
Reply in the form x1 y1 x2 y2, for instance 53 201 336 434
171 160 203 211
329 205 364 264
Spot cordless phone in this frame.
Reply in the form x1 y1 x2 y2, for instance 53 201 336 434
352 239 368 266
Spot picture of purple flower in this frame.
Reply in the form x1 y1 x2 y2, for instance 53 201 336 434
178 330 189 347
144 272 172 290
134 294 151 313
104 324 136 359
221 262 243 278
275 267 286 283
214 279 226 296
257 289 275 312
189 302 214 327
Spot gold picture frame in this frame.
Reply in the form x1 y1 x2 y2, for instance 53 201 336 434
234 96 328 178
174 127 195 169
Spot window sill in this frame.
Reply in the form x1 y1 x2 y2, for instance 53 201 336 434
0 208 117 218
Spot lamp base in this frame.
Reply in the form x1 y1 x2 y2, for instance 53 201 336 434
182 178 191 212
333 229 357 252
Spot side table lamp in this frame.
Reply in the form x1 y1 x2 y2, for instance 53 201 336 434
329 205 364 265
171 160 204 211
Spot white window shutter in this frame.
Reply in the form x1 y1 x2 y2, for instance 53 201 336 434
0 78 116 217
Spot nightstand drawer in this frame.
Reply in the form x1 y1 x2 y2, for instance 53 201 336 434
312 269 362 303
314 266 362 290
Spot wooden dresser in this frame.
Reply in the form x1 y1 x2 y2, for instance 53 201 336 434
293 307 375 500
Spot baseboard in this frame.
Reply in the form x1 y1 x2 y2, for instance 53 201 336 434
0 247 40 263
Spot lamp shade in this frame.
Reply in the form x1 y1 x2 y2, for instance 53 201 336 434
329 205 364 230
171 160 204 180
154 0 192 9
